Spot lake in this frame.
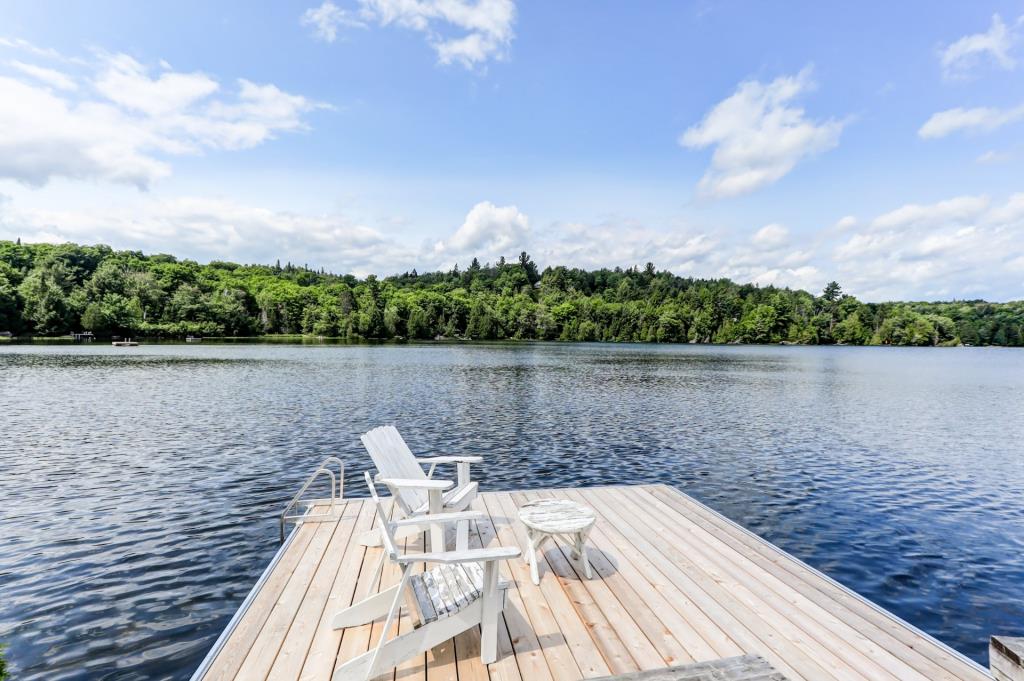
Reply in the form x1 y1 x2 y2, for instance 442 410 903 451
0 342 1022 679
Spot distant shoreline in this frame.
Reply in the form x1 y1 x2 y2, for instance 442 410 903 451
0 334 1012 348
3 240 1022 348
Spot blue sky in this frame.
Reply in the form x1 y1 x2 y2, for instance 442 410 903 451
1 1 1023 301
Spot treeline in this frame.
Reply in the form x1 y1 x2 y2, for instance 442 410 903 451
0 240 1022 346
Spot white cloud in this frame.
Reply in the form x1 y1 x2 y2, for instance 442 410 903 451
918 104 1024 139
0 194 412 277
0 36 67 61
977 149 1011 164
8 60 77 90
748 265 823 291
751 223 789 249
940 14 1019 79
304 0 516 68
534 220 717 273
833 193 1024 300
869 195 989 231
0 49 322 189
434 201 529 259
833 215 857 231
93 53 219 116
301 1 365 42
362 0 516 67
680 67 845 199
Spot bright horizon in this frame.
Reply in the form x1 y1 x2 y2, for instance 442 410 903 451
2 1 1024 302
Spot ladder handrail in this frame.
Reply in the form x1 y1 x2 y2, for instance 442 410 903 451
280 456 345 542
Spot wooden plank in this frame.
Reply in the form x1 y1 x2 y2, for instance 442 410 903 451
645 484 988 681
201 511 322 681
265 502 362 680
197 485 987 681
476 493 573 681
594 487 869 681
491 491 618 675
509 491 641 676
369 500 406 681
395 524 428 681
576 486 814 681
460 502 521 681
299 498 379 680
454 625 489 681
625 486 913 681
335 500 397 677
235 519 341 680
517 489 673 672
559 487 734 663
488 609 525 681
590 653 787 681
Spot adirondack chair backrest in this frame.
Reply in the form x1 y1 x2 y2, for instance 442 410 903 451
361 426 428 512
363 471 400 561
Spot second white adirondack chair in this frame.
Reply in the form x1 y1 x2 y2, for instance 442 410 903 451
361 425 482 550
330 472 519 681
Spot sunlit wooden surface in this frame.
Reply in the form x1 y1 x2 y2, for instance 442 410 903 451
193 485 990 681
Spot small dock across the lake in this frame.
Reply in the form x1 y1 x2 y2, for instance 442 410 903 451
190 484 995 681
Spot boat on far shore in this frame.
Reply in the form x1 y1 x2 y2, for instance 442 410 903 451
112 338 139 347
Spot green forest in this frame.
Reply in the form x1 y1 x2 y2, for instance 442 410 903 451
1 239 1022 346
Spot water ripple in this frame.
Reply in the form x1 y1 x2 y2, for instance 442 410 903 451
0 342 1022 679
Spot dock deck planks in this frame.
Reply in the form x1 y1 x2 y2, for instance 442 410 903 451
191 485 991 681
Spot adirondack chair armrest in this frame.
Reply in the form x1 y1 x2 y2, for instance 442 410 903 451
398 546 521 565
416 456 481 486
379 477 454 490
415 456 484 464
391 510 485 528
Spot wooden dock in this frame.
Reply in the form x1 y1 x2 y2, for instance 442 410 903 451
191 485 991 681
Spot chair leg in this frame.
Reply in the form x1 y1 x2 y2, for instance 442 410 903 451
479 562 500 664
332 600 484 681
428 489 444 552
331 583 401 629
456 518 469 551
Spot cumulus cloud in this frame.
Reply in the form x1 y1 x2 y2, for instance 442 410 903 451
833 193 1024 300
751 223 789 249
919 104 1024 139
301 1 366 42
869 195 990 231
0 49 322 189
0 194 412 276
302 0 516 68
680 67 845 199
532 219 716 273
6 186 1024 302
940 14 1020 79
710 221 823 292
433 201 529 261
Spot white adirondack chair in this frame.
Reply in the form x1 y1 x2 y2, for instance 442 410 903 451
361 425 482 550
330 472 519 681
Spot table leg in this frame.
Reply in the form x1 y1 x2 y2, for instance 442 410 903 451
575 530 592 579
525 529 547 585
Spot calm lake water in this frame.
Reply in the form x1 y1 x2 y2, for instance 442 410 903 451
1 342 1022 679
